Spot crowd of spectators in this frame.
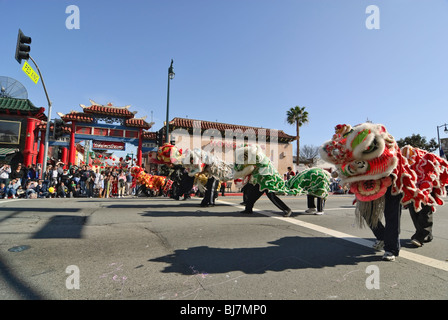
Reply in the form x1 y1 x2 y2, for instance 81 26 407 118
0 162 135 200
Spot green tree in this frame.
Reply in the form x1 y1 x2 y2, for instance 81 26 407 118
396 134 438 152
286 106 309 166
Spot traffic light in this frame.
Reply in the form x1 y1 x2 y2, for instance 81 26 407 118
15 29 31 64
53 119 65 139
156 131 163 147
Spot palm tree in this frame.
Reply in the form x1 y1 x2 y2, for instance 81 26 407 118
286 106 309 166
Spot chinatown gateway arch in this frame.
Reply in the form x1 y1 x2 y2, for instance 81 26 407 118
54 100 156 168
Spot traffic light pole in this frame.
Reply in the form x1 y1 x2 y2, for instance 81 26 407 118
29 56 52 179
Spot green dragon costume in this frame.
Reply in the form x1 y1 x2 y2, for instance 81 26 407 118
234 145 331 197
153 143 331 198
286 167 332 199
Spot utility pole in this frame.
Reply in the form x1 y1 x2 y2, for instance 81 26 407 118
14 28 53 178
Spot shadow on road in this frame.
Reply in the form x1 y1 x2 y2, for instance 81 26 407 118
149 236 380 275
0 208 81 225
31 215 88 239
0 256 45 299
0 207 80 212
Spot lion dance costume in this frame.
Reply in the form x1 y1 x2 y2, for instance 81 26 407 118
320 123 448 227
142 143 332 215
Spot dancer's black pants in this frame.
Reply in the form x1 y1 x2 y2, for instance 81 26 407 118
245 183 290 214
307 194 325 212
368 186 402 256
409 204 433 243
201 177 218 206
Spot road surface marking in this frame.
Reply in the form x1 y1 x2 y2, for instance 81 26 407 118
218 199 448 272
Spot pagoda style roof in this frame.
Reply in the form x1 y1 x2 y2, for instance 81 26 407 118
57 100 153 129
37 122 71 135
0 97 47 121
125 117 152 129
80 100 135 119
169 117 296 142
58 111 95 123
142 131 157 140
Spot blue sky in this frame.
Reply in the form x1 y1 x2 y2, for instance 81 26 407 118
2 0 448 157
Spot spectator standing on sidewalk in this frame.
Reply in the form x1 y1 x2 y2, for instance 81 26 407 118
117 170 126 198
125 170 133 195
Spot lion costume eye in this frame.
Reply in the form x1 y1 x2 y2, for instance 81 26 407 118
343 129 353 138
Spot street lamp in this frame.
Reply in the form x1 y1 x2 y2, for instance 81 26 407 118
165 59 175 145
436 123 448 156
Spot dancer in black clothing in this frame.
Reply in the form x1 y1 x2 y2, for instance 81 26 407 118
241 183 292 216
200 176 219 207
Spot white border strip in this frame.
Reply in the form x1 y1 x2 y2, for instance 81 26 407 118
0 199 20 204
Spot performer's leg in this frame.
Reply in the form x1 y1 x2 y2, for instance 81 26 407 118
209 178 218 205
316 197 325 213
200 178 214 206
307 194 316 208
244 184 264 213
409 204 433 245
370 222 385 241
383 187 402 258
241 184 249 205
266 192 292 216
305 194 317 213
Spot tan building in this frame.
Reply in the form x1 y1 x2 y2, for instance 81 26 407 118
148 118 296 186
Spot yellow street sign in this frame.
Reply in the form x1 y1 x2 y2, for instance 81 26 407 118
22 61 39 84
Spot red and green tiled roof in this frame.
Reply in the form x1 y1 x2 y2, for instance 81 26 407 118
125 118 151 129
58 111 95 123
58 100 152 129
142 131 157 140
0 97 47 120
169 117 296 142
81 100 135 119
0 147 19 156
37 122 71 134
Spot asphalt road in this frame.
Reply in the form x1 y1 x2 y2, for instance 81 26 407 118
0 194 447 301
